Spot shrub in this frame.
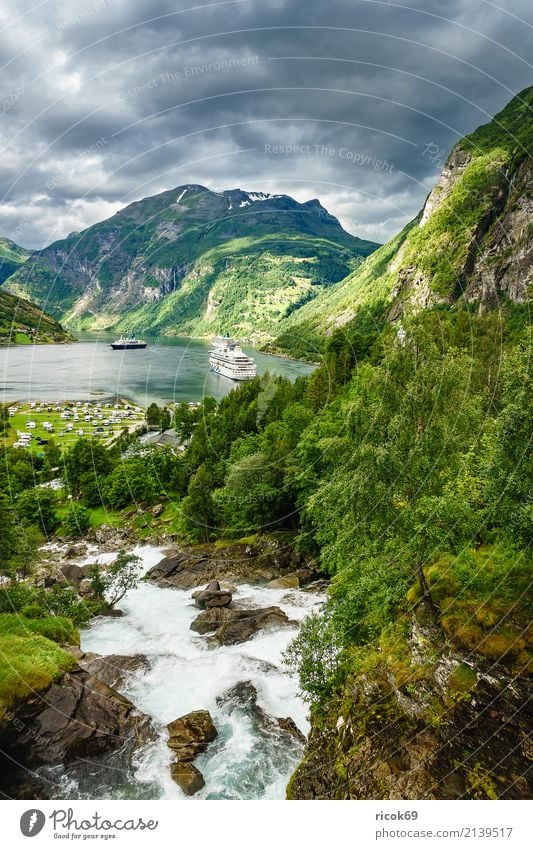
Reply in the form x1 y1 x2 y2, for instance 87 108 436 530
0 584 35 613
21 603 46 619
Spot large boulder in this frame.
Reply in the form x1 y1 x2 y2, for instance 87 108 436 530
57 562 92 586
170 762 205 796
206 607 292 646
167 710 218 761
266 567 319 590
149 550 189 578
191 607 248 634
0 668 152 766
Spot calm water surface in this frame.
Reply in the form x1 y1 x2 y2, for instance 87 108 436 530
0 332 314 405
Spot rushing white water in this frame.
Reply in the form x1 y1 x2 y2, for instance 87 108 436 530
71 545 324 800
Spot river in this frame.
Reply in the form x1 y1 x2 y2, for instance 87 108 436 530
0 333 314 406
40 546 324 801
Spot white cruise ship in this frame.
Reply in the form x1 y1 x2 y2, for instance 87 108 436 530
209 336 257 380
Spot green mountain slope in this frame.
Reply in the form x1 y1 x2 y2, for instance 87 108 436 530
4 186 378 341
0 290 72 345
276 86 532 355
0 237 32 285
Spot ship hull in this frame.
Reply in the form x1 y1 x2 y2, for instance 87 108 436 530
111 343 147 350
209 361 256 380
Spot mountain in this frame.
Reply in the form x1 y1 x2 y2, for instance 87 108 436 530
275 86 532 355
3 186 378 341
0 237 32 285
0 290 72 345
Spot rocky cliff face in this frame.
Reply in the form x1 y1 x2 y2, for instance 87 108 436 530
276 87 533 347
393 138 532 312
288 618 533 800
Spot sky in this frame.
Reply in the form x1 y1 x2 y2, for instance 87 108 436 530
0 0 532 249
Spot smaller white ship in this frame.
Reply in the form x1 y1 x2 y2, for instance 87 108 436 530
209 336 257 380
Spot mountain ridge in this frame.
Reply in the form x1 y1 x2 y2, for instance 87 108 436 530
3 184 378 342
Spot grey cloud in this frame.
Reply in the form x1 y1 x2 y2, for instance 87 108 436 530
0 0 531 248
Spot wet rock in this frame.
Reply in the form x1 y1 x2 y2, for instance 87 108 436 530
217 681 305 744
0 667 152 766
167 710 218 761
146 537 307 589
79 654 150 691
150 551 186 577
217 680 259 711
152 503 164 518
170 762 205 796
98 606 124 618
192 581 232 609
207 606 292 646
266 575 300 590
276 716 307 744
266 567 318 589
57 562 92 586
190 607 251 634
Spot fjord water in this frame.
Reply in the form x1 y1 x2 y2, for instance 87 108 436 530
56 546 323 801
0 333 314 405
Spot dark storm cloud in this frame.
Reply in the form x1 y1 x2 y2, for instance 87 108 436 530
0 0 531 248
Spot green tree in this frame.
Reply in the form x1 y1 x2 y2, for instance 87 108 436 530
90 550 141 609
217 451 281 533
174 402 196 442
16 487 58 534
63 502 90 538
0 493 19 569
104 458 158 508
63 438 112 498
181 464 215 541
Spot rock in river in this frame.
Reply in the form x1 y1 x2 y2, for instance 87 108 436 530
167 709 218 761
79 653 150 691
167 709 218 796
208 607 292 646
170 762 205 796
190 605 292 645
192 580 232 609
217 681 306 745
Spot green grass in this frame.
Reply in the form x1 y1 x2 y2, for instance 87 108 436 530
0 613 79 645
0 611 78 718
0 631 75 718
